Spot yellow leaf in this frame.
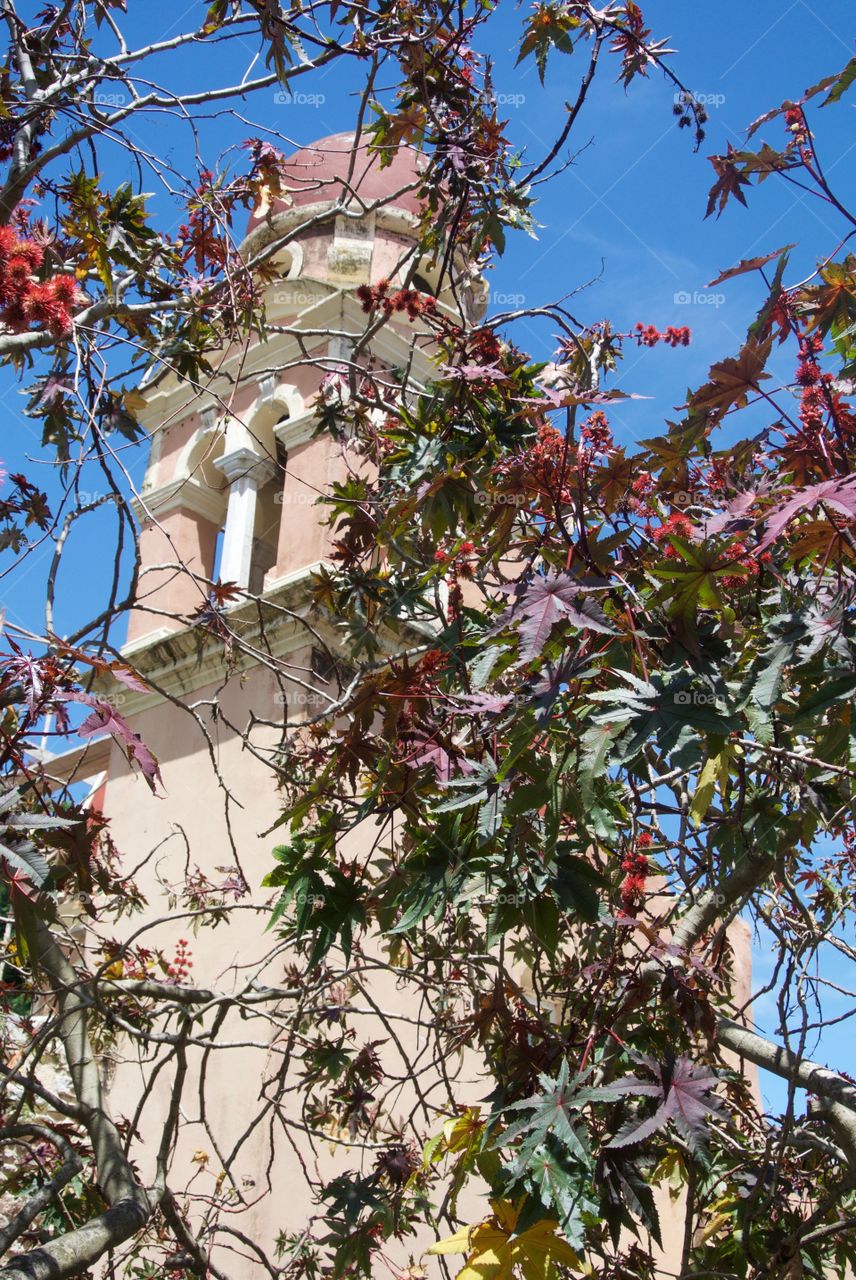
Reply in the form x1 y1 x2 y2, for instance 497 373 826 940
122 390 148 414
689 746 732 826
697 1210 731 1244
443 1107 484 1152
427 1201 580 1280
651 1148 687 1203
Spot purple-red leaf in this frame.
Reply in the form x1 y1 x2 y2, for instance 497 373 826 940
60 691 162 794
405 733 462 783
607 1056 721 1151
705 489 761 537
110 664 149 693
756 474 856 551
707 244 795 288
495 573 613 665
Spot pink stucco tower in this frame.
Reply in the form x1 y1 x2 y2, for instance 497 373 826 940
45 133 489 1272
123 132 484 652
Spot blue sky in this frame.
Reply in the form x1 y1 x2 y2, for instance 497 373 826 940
1 1 854 1112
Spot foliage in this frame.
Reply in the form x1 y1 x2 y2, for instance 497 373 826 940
0 5 855 1280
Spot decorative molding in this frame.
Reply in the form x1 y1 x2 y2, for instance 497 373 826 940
122 625 179 656
239 201 420 268
32 734 114 787
132 477 226 527
108 564 331 715
274 409 317 451
133 290 437 432
214 448 277 487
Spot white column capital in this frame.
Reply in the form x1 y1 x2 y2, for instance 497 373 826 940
214 450 275 589
214 447 276 489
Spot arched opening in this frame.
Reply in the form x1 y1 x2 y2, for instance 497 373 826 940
249 456 282 593
179 427 228 584
412 270 438 297
183 426 226 492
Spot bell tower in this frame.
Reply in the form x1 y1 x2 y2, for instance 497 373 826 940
123 132 484 652
41 135 488 1267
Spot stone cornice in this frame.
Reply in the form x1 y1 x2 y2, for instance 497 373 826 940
274 409 317 451
131 477 226 526
104 562 331 717
27 733 114 787
97 560 436 718
214 448 277 487
36 565 439 784
136 291 436 432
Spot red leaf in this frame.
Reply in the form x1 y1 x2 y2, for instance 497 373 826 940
110 664 149 693
494 573 613 664
607 1056 721 1151
707 244 795 288
60 691 162 794
756 475 856 551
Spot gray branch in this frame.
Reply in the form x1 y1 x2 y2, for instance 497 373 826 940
0 924 158 1280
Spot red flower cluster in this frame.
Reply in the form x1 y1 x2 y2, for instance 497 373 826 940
433 540 478 578
356 279 438 320
166 938 193 982
579 409 613 455
785 107 807 138
466 324 502 366
795 335 832 433
719 541 772 588
620 840 649 912
650 512 694 547
0 225 81 337
634 322 691 348
523 422 574 509
784 106 812 160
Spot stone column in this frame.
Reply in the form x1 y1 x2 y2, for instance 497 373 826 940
214 448 276 589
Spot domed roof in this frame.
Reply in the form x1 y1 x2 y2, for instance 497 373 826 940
247 131 427 233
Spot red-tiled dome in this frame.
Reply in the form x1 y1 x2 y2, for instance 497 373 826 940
247 131 427 232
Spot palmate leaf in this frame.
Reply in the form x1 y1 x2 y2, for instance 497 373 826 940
0 788 80 891
707 244 796 288
516 5 579 85
788 57 856 110
650 536 751 622
605 1056 721 1155
705 144 753 218
685 337 772 422
606 1159 663 1249
587 669 733 762
497 1060 610 1163
549 846 603 923
493 573 613 665
0 839 51 890
745 638 794 742
322 1172 385 1226
519 1140 600 1249
755 473 856 551
264 840 365 964
427 1198 581 1280
689 745 734 827
800 257 856 336
818 54 856 105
